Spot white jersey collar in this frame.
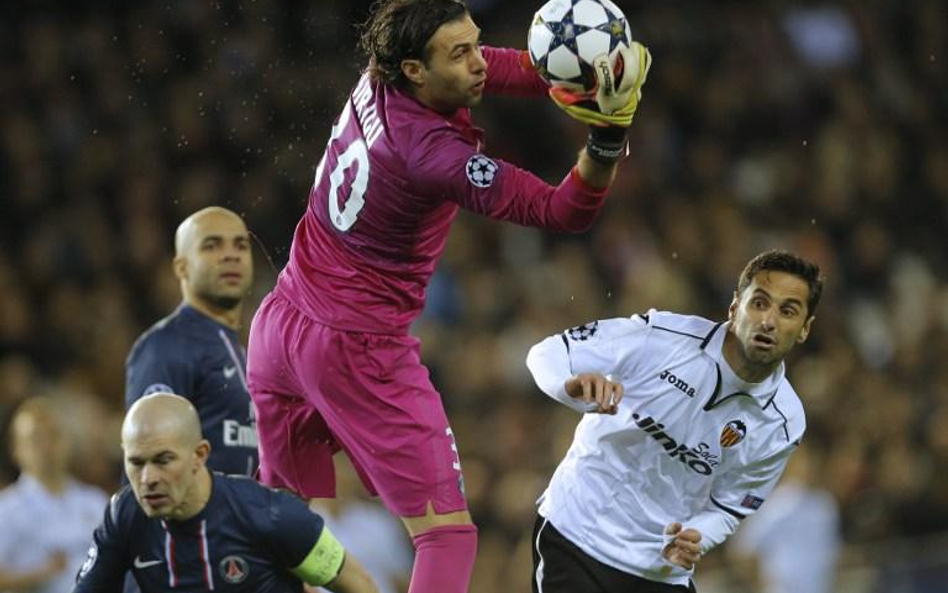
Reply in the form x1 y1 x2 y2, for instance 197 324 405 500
702 321 785 408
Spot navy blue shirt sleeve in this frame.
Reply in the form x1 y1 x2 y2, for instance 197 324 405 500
125 331 195 409
258 488 326 568
72 495 131 593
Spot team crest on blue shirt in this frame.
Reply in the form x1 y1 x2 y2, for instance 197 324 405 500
219 555 249 584
142 383 175 396
465 154 498 188
720 419 747 447
567 321 598 341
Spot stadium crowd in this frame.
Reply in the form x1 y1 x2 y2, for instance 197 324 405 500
1 1 946 591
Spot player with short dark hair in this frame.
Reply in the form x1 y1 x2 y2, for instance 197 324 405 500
72 393 378 593
245 1 652 591
735 250 823 317
126 207 258 478
526 249 823 592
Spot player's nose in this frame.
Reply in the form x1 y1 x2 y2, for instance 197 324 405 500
140 464 159 487
471 46 487 73
220 246 244 262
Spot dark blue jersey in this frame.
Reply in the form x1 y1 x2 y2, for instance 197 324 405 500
74 473 322 593
126 304 258 476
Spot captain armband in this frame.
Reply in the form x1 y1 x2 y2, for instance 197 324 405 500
290 527 346 587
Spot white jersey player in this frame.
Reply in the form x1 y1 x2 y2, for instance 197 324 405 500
526 250 824 593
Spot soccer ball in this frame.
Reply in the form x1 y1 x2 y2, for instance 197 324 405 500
527 0 632 92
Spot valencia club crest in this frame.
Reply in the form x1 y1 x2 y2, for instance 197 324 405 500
720 420 747 447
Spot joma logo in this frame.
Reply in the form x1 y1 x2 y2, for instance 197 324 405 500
633 413 716 475
659 369 696 397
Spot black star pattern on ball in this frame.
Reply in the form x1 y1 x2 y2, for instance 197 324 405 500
595 3 629 54
544 7 590 56
532 49 550 78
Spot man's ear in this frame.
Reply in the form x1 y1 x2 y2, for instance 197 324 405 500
173 257 187 281
193 440 210 471
401 58 426 86
797 316 815 344
727 293 739 321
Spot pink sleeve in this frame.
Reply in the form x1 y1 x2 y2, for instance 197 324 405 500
483 46 550 98
408 126 608 233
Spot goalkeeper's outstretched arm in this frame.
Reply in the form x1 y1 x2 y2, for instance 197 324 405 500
576 147 620 189
556 42 653 189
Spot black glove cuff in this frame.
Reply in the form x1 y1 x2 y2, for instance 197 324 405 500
586 125 629 164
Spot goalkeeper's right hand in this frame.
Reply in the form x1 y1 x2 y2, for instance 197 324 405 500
549 41 652 128
550 42 652 164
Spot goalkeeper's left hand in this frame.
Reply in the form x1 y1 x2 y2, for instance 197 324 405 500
549 41 652 128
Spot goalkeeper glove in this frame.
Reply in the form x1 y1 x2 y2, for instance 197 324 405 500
550 42 652 163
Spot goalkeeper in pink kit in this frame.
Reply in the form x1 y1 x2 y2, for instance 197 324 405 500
246 1 651 591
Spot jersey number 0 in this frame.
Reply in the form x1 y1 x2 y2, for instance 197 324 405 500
313 100 368 232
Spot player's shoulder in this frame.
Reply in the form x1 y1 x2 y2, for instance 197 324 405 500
216 473 313 530
384 89 473 153
128 309 190 355
217 472 266 497
127 306 215 363
377 80 450 136
0 479 28 514
643 309 722 344
405 116 470 163
215 472 289 511
108 485 145 525
766 380 806 444
0 484 32 544
560 314 650 345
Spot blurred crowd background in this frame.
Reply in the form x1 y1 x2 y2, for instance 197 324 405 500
2 0 947 591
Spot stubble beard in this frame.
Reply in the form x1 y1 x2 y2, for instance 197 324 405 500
741 339 781 369
194 283 244 311
204 293 242 311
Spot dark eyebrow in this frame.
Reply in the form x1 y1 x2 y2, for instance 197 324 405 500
127 449 176 463
202 234 249 243
449 28 481 54
753 288 804 309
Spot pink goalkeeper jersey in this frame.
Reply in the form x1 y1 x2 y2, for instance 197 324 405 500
278 47 610 334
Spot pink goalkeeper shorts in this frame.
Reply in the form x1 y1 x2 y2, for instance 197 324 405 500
246 290 468 517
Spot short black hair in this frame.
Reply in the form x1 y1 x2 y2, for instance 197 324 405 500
736 250 824 317
359 0 469 91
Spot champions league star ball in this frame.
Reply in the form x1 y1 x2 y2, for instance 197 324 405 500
527 0 633 93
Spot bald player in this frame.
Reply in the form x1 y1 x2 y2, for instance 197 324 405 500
126 207 258 477
73 393 379 593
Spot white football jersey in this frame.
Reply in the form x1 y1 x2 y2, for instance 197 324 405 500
526 310 805 586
